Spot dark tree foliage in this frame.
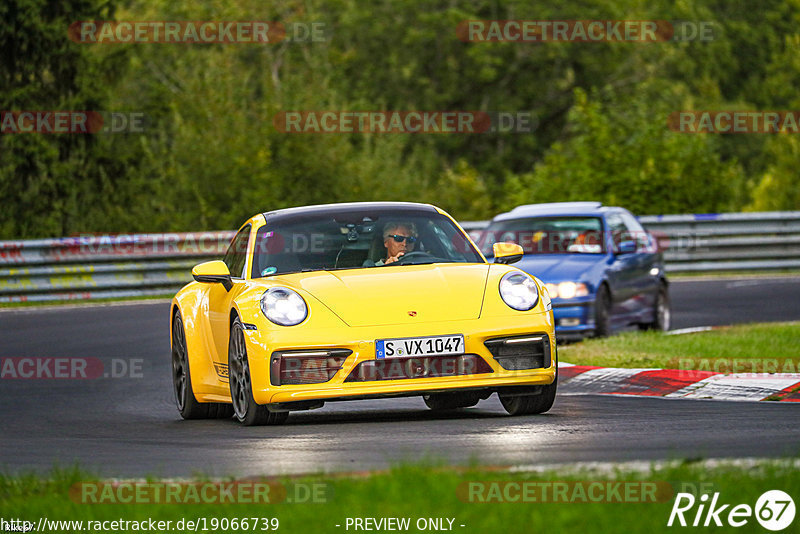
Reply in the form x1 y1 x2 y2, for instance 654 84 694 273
1 0 798 238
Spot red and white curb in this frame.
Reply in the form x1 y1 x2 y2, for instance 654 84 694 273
557 362 800 402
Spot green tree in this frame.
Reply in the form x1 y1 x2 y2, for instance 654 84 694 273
4 0 800 238
746 33 800 211
506 88 743 215
0 0 136 237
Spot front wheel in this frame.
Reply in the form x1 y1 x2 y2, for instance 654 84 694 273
498 375 557 416
639 283 671 331
229 318 288 426
172 311 232 419
593 284 611 338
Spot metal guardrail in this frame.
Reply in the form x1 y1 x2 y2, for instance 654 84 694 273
0 232 233 303
1 212 799 302
639 212 800 272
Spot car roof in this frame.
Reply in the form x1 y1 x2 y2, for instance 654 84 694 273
262 201 439 224
491 201 621 221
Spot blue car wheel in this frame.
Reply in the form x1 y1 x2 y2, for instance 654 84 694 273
594 285 611 337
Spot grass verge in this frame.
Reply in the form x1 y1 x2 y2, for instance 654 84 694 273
1 460 799 533
559 322 800 372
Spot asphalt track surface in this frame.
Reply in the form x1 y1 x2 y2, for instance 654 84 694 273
1 277 799 477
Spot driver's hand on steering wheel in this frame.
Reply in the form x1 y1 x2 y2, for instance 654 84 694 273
384 252 405 264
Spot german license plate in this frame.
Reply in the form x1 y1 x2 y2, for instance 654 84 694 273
375 334 464 359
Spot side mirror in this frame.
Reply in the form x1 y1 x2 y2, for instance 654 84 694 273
192 260 233 291
493 243 524 265
617 240 637 255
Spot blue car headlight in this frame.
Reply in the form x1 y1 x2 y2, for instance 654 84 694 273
545 282 589 299
499 271 539 311
260 287 308 326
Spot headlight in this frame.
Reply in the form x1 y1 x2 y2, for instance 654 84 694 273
545 282 589 299
499 271 539 311
260 287 308 326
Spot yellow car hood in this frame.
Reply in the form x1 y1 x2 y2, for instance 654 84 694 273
291 264 490 327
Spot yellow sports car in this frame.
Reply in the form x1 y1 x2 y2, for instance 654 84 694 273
170 202 557 425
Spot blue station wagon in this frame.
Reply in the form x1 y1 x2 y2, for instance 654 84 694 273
477 202 670 340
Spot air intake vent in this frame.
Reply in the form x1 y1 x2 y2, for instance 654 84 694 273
484 335 551 370
270 349 351 386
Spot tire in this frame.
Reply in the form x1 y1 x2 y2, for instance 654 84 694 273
593 284 611 338
499 378 557 416
229 317 288 426
639 283 671 332
172 311 233 419
423 392 480 410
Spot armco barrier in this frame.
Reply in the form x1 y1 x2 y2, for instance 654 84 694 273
639 211 800 272
1 212 798 302
0 232 233 303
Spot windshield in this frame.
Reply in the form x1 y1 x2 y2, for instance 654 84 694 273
251 208 483 278
478 216 606 256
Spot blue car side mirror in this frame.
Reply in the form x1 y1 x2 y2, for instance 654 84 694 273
617 240 637 255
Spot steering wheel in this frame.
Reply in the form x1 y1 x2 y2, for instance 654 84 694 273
393 251 435 265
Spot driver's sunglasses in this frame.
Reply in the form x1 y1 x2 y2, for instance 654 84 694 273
388 234 417 244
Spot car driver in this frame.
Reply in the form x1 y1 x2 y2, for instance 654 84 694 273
376 222 418 265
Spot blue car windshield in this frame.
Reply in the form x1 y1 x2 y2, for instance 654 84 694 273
479 216 606 256
251 209 483 278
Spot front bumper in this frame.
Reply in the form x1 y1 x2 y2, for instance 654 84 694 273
243 314 556 405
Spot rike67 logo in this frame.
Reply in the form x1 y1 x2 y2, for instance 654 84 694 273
668 490 795 531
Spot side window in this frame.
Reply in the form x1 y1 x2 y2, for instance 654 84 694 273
223 225 251 278
605 213 628 252
428 223 453 259
620 212 650 250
